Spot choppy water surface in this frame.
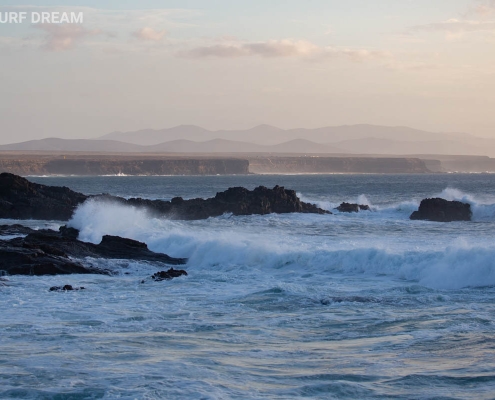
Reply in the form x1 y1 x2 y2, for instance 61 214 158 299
1 174 495 399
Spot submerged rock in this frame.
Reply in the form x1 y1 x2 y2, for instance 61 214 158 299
151 268 188 281
50 285 85 292
410 198 472 222
336 202 370 213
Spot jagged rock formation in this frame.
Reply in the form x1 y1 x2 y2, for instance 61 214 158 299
0 173 87 220
410 198 472 222
0 173 329 221
0 226 187 276
97 185 330 220
151 269 188 281
336 203 370 213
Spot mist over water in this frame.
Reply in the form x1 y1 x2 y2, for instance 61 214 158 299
2 174 495 399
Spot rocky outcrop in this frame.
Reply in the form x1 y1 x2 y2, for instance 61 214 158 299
410 198 472 222
151 268 188 281
11 226 188 265
0 239 105 276
336 203 370 213
0 224 37 236
97 185 330 220
0 174 328 221
0 226 187 276
0 173 87 220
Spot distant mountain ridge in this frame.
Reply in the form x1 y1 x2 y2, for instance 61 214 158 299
0 137 344 154
1 124 494 157
99 124 473 147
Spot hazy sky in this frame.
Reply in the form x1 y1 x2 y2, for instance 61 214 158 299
0 0 494 144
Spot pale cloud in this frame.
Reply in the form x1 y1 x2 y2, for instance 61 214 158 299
34 24 104 51
182 39 390 62
410 19 495 35
184 39 319 58
132 27 167 41
323 48 391 62
385 61 442 72
470 0 495 17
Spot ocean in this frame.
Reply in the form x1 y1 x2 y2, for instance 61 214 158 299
1 174 495 399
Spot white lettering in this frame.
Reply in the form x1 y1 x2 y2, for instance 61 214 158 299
41 12 50 23
60 12 69 23
0 10 84 24
71 12 83 24
31 12 40 23
9 12 18 24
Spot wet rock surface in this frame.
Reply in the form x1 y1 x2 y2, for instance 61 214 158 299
0 173 87 220
50 285 85 292
0 226 187 276
336 202 371 213
95 185 330 220
151 268 188 281
0 173 329 221
410 198 472 222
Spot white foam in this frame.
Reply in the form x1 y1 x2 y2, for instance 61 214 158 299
67 199 495 290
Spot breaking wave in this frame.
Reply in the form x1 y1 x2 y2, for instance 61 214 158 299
68 199 495 290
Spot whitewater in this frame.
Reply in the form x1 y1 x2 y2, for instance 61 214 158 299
1 174 495 399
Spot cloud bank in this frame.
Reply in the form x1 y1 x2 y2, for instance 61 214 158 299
132 27 167 41
182 39 390 62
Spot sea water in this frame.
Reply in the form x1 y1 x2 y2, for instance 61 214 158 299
1 174 495 399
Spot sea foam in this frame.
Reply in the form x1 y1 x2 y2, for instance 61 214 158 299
68 197 495 290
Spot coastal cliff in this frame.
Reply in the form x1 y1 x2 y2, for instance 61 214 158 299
0 155 249 176
248 157 431 174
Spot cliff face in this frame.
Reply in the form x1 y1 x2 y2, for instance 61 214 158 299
248 157 431 174
0 156 249 176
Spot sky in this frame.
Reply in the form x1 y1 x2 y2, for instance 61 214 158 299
0 0 494 144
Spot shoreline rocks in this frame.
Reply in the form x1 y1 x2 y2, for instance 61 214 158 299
0 173 329 221
0 226 187 276
410 198 472 222
0 173 87 220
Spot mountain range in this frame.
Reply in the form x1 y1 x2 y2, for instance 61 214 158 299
1 124 494 156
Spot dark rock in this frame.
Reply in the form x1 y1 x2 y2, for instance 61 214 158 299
0 240 104 276
1 173 330 221
336 202 370 213
0 224 36 236
0 173 87 220
410 198 472 222
9 228 188 265
50 285 85 292
95 185 330 220
59 225 79 239
152 268 188 281
0 226 186 276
